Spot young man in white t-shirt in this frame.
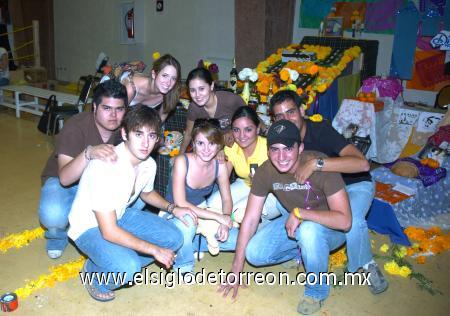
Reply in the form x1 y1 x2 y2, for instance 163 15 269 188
68 105 195 302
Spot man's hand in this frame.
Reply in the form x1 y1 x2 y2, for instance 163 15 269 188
216 223 230 242
88 144 118 162
218 271 246 299
285 212 301 238
223 130 234 148
294 158 315 184
173 206 198 226
152 247 176 269
216 150 227 164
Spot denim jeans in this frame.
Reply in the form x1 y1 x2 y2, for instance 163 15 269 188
274 181 375 272
75 209 183 291
170 214 238 273
207 178 280 223
38 177 78 252
39 177 146 252
345 181 375 272
246 214 346 301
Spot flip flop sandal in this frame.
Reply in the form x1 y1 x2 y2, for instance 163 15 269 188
82 262 115 302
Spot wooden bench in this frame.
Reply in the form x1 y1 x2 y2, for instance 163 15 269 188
0 85 86 118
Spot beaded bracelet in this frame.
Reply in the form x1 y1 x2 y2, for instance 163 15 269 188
166 202 176 214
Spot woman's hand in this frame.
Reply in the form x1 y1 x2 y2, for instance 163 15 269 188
216 150 228 164
216 224 230 242
173 206 198 226
216 214 232 228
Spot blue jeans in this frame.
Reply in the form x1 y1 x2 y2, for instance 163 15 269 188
345 181 374 272
170 215 238 273
38 177 146 252
38 177 78 251
246 214 346 301
274 181 375 272
75 209 183 291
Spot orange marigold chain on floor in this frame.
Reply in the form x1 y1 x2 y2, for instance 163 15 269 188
0 227 44 253
15 256 86 299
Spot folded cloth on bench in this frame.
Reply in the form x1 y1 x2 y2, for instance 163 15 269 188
384 157 446 187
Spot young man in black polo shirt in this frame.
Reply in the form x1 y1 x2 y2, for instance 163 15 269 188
269 90 388 295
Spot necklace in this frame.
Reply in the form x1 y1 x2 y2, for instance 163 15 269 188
303 180 320 210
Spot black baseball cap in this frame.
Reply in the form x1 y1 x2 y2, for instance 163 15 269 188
267 119 301 147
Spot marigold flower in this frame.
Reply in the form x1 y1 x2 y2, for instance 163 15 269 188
384 260 400 274
308 114 323 122
279 68 290 82
308 65 319 75
406 248 415 256
16 256 86 298
152 52 161 60
416 256 426 264
285 84 297 91
316 83 327 93
394 246 408 259
169 148 180 157
399 265 412 278
380 244 389 253
0 227 45 253
329 247 347 269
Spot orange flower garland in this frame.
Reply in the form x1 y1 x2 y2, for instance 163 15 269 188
15 256 86 299
252 44 361 109
0 227 44 253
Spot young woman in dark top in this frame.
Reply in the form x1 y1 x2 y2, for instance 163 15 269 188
180 67 245 153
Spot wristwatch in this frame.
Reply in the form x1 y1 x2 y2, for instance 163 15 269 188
316 158 324 171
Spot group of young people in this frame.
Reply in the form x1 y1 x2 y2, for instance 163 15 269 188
37 54 387 314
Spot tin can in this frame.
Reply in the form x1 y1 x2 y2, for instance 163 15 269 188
0 292 19 312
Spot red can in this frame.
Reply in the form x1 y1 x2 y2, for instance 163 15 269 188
0 292 19 312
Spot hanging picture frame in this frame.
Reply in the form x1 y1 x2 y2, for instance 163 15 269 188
324 17 344 37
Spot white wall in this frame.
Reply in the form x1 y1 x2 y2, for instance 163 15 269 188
292 0 437 105
54 0 235 82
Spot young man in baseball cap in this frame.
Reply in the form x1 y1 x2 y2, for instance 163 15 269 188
220 120 352 315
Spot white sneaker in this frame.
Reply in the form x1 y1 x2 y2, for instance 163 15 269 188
47 250 62 259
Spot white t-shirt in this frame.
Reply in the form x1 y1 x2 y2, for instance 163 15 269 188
68 142 157 240
0 47 9 80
